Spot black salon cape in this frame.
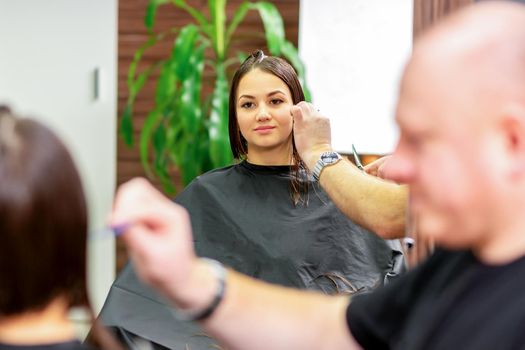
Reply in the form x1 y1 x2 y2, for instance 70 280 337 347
99 161 405 349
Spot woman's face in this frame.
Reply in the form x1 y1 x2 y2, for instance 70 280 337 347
236 68 294 160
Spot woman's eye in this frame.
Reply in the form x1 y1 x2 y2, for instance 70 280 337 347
270 99 284 105
241 102 254 109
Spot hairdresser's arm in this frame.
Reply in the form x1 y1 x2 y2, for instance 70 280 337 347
112 178 361 350
292 102 407 239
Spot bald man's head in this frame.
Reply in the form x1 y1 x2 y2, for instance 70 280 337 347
414 1 525 105
389 1 525 258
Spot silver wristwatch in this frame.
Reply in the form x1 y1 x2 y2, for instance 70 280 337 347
312 151 343 181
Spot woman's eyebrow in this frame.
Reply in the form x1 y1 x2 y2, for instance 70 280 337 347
267 90 285 97
238 90 286 100
238 94 255 100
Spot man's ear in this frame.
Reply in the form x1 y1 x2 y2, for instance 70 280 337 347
500 103 525 179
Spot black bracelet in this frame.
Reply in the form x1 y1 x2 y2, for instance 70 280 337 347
173 258 227 322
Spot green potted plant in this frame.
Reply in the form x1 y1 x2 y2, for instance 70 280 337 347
120 0 311 193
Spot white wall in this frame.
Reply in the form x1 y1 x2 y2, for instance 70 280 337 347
299 0 413 154
0 0 117 318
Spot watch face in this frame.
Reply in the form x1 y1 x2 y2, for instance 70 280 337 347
321 152 340 164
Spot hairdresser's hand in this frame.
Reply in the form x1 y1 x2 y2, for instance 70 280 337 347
291 102 333 170
111 178 217 310
364 155 394 180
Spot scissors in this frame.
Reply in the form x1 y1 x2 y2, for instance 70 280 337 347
351 144 364 171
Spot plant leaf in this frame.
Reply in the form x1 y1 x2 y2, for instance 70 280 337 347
171 24 199 81
250 2 285 56
152 123 167 170
180 138 199 185
157 167 177 194
158 38 206 187
145 0 169 31
120 103 134 146
208 63 233 168
179 43 205 135
175 44 206 185
155 61 177 105
152 122 177 194
131 61 162 98
225 2 250 47
236 51 248 63
280 40 312 101
127 35 160 89
165 113 183 153
172 0 211 37
139 109 164 178
209 0 227 60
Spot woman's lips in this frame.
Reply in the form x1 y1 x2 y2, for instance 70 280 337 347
254 126 275 134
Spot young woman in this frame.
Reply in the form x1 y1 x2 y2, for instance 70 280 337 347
0 107 121 350
97 51 404 349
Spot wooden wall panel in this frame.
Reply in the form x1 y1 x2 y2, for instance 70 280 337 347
116 0 300 271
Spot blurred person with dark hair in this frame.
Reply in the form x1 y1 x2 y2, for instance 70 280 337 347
0 107 122 350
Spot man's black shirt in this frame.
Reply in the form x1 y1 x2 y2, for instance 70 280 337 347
348 249 525 349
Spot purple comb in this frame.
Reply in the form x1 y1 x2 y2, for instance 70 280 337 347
111 222 132 236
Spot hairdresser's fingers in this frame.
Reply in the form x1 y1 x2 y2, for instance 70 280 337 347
364 165 378 177
292 102 333 169
292 101 316 120
111 178 171 227
364 157 388 177
364 155 399 181
111 178 197 291
292 101 313 119
376 156 393 180
111 178 193 246
290 105 303 122
125 220 196 291
377 163 389 180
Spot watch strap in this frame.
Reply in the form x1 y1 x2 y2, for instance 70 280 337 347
172 258 227 322
312 158 325 181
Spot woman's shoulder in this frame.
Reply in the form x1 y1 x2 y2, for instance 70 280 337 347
190 163 242 186
175 163 244 201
